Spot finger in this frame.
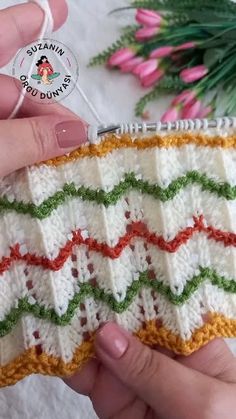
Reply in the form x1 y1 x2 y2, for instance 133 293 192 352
63 358 99 396
64 359 138 419
177 338 236 382
95 323 223 418
0 115 87 177
0 0 68 67
0 75 75 119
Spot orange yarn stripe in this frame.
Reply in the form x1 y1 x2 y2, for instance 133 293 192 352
44 133 236 167
1 313 236 387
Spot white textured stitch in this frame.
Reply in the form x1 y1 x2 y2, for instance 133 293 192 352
134 122 139 134
1 283 236 366
1 146 236 204
87 125 99 144
2 230 235 312
155 121 162 132
216 117 222 129
1 123 236 377
142 122 147 133
1 192 235 259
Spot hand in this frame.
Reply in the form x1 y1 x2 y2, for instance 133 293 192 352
65 323 236 419
0 0 87 177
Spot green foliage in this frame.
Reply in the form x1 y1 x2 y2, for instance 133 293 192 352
215 81 236 116
131 0 236 14
135 76 186 116
90 0 236 117
88 30 136 67
203 49 225 68
121 24 140 34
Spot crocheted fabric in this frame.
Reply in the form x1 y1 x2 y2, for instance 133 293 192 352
1 123 236 387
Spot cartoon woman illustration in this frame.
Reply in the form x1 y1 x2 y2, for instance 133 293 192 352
31 56 60 85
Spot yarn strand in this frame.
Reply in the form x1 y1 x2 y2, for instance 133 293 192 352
9 0 104 125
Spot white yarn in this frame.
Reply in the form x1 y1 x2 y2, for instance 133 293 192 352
56 52 104 125
9 0 104 125
31 0 54 35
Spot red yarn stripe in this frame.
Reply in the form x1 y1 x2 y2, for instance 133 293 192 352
1 215 235 275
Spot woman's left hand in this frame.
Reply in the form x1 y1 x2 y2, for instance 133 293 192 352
65 323 236 419
0 0 87 177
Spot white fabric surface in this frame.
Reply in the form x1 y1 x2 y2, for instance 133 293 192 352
0 1 236 418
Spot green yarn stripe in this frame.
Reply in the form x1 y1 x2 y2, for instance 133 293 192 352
1 267 236 337
0 171 236 219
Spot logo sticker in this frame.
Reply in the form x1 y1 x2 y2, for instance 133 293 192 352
12 38 79 104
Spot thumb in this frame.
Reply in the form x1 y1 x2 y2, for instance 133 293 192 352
0 115 88 177
95 323 220 419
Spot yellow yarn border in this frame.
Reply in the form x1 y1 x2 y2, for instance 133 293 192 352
1 313 236 387
44 133 236 167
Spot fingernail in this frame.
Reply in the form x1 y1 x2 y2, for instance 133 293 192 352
55 120 88 149
96 323 129 359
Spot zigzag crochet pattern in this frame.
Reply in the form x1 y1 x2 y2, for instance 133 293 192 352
1 117 236 387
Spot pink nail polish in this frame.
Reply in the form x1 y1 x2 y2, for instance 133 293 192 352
56 120 88 149
96 323 129 359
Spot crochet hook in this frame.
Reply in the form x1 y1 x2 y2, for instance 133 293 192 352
97 117 236 136
97 125 120 136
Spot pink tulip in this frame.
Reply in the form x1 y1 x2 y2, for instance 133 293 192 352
180 65 208 83
197 105 212 118
161 107 179 122
150 46 174 58
175 42 196 51
181 99 202 119
119 56 144 73
135 8 162 27
141 68 164 87
108 48 136 67
171 90 196 106
133 59 158 78
135 26 159 41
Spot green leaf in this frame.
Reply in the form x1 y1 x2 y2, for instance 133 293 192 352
214 86 229 115
190 11 236 24
220 29 236 40
225 83 236 114
203 48 224 68
203 27 236 40
131 0 236 15
198 39 228 49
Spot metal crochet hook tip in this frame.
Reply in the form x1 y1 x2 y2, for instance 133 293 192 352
97 125 120 136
